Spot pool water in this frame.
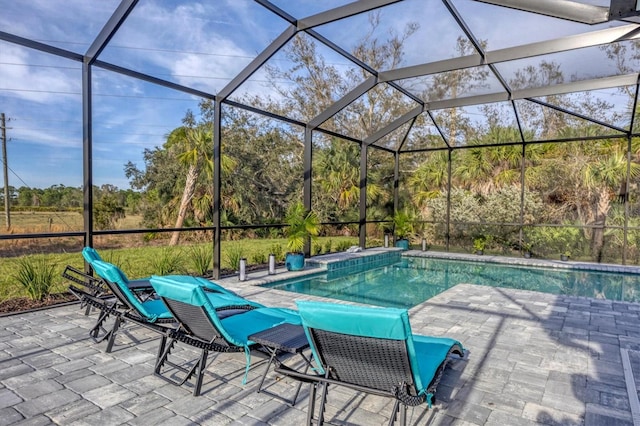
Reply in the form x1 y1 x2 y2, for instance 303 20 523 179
262 256 640 309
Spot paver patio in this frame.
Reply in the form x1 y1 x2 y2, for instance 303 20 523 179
1 255 640 425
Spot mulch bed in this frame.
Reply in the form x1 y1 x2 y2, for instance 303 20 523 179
0 264 276 315
0 293 78 314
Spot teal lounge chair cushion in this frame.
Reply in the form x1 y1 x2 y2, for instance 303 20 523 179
151 274 242 299
413 335 461 391
296 300 410 340
91 260 172 322
151 274 301 384
295 300 463 396
150 275 296 347
82 247 103 264
83 247 152 289
150 275 263 311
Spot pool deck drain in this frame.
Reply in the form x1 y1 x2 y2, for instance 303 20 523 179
2 250 640 425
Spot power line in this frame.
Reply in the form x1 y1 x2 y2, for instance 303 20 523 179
1 113 11 230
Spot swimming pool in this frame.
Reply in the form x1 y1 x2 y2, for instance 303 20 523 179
262 256 640 309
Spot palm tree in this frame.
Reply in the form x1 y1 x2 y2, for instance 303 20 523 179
167 126 213 245
581 145 640 260
315 139 383 220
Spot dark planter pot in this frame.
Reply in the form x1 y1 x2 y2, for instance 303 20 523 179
524 252 532 259
561 254 569 261
475 250 484 255
285 252 305 271
395 239 410 250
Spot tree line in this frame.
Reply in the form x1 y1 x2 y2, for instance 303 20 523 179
0 184 141 230
124 14 640 263
4 13 640 263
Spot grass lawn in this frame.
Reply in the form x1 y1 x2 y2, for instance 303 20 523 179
1 211 143 234
0 236 360 302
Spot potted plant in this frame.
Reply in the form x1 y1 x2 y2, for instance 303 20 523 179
561 250 570 261
392 209 415 250
473 235 487 255
522 242 533 258
284 201 319 271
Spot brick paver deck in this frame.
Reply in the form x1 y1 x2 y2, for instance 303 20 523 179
1 253 640 425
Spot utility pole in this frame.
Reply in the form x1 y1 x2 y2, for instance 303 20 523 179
1 113 10 231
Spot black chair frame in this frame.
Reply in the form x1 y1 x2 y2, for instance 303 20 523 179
155 296 259 396
62 265 109 315
276 328 464 426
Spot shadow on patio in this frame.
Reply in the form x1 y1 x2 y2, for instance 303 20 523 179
1 280 639 425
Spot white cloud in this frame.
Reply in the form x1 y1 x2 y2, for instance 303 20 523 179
0 44 80 103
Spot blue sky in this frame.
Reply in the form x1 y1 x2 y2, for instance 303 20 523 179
0 0 632 190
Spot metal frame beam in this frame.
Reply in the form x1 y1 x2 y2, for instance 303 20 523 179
305 29 424 105
379 24 640 83
303 126 313 258
94 60 216 100
364 106 424 146
85 0 138 64
298 0 402 30
471 0 609 24
526 97 628 135
610 0 640 21
309 76 378 128
217 25 297 100
0 31 82 62
397 117 417 152
82 62 93 250
359 142 367 248
425 73 639 111
212 101 223 279
253 0 297 24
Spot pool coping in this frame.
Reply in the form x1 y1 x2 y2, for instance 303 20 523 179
216 247 640 290
218 247 640 290
408 250 640 274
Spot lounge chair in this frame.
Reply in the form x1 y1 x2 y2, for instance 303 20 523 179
275 301 465 426
81 257 250 353
81 247 154 292
62 264 110 313
63 247 154 316
149 274 301 396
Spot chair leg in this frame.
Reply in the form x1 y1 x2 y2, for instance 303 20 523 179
193 349 208 397
155 335 168 371
90 310 110 339
105 316 124 353
388 399 400 426
399 403 407 426
155 338 176 375
256 351 277 394
306 382 317 426
317 379 330 425
290 362 310 406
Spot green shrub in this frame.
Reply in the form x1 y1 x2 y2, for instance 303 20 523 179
13 257 56 301
188 245 212 276
225 244 244 271
269 243 284 261
312 243 323 255
151 248 184 275
250 252 267 265
324 239 333 254
335 241 352 252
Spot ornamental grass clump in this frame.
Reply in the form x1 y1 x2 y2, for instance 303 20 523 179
13 257 56 301
188 244 212 276
225 244 244 271
151 248 184 275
